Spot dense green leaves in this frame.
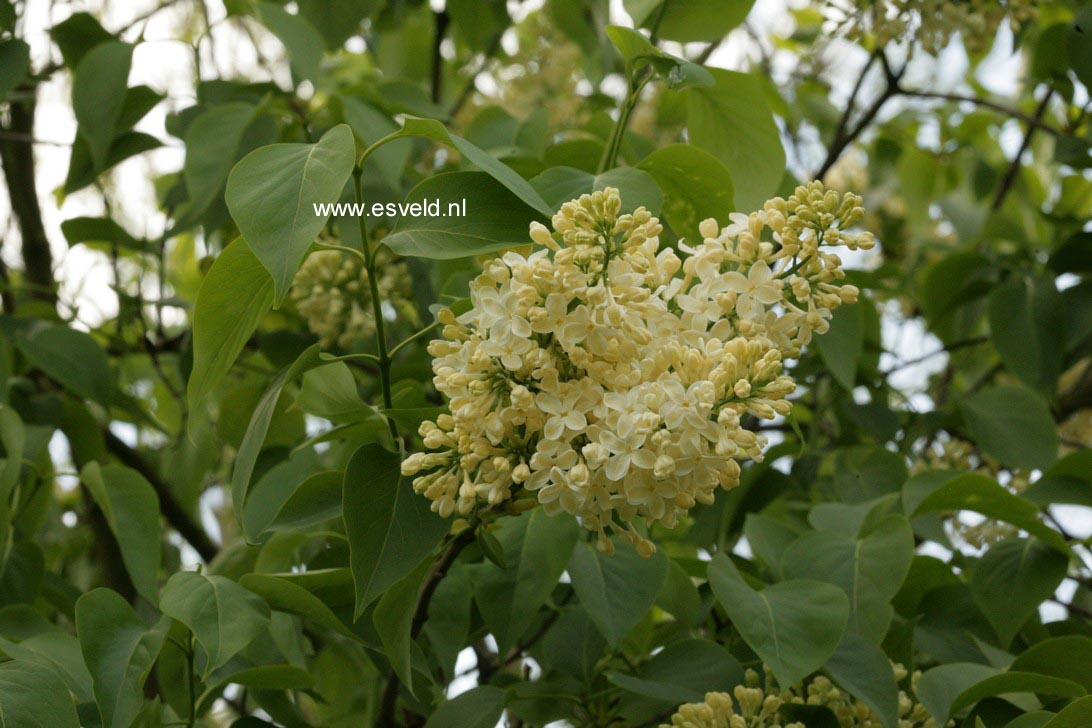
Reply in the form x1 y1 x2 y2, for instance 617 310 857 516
636 143 735 241
79 463 161 603
0 660 80 728
186 238 274 418
15 323 111 404
911 473 1069 553
708 553 849 686
183 102 258 219
960 386 1059 470
159 572 271 678
343 444 448 615
686 68 785 210
423 686 506 728
782 513 914 642
971 537 1069 646
76 589 168 728
383 172 549 259
72 41 133 170
226 124 356 302
568 540 668 647
607 639 743 703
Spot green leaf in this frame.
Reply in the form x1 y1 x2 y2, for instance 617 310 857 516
814 302 864 390
241 451 318 542
186 238 274 421
183 102 258 219
80 463 162 603
16 323 111 404
1068 7 1092 89
212 664 313 690
298 0 379 48
686 68 785 211
344 443 449 616
530 165 663 213
373 557 430 693
971 537 1069 646
911 473 1069 553
263 470 343 533
254 2 324 82
0 39 30 101
340 96 410 191
988 278 1064 389
742 513 799 578
72 41 133 170
1011 636 1092 691
950 672 1085 716
568 540 668 647
382 171 548 259
781 514 914 642
159 571 271 678
636 143 735 241
386 116 553 217
471 510 579 653
631 0 755 42
1043 696 1092 727
64 131 162 195
825 633 899 728
76 589 168 728
230 345 324 519
60 216 144 252
238 573 356 640
607 639 743 703
49 12 113 67
960 385 1059 470
0 632 92 702
296 363 374 423
707 553 849 687
0 660 80 728
0 404 25 506
226 124 356 302
424 685 507 728
604 25 713 89
917 663 1000 725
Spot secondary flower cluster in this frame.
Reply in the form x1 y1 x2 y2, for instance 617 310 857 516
291 245 416 350
661 666 947 728
826 0 1037 55
403 183 871 554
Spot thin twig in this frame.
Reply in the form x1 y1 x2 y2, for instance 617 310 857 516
899 89 1063 137
991 88 1054 211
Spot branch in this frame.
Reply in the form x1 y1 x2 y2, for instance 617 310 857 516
816 51 899 181
376 527 477 727
991 88 1054 211
103 429 218 561
898 89 1064 137
430 11 450 105
0 89 56 305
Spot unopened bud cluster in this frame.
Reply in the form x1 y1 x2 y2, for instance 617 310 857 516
661 665 948 728
403 183 872 555
290 246 416 349
827 0 1037 55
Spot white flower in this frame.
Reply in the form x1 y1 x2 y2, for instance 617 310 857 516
406 183 872 556
722 260 783 319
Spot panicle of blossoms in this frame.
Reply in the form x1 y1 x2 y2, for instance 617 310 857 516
403 183 871 555
662 666 948 728
290 245 417 350
825 0 1038 55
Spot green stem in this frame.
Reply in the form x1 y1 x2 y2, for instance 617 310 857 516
353 167 399 441
185 636 196 727
598 73 651 173
389 320 440 360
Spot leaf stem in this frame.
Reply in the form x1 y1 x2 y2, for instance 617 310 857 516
599 71 652 173
353 167 399 441
185 635 196 728
389 320 440 361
